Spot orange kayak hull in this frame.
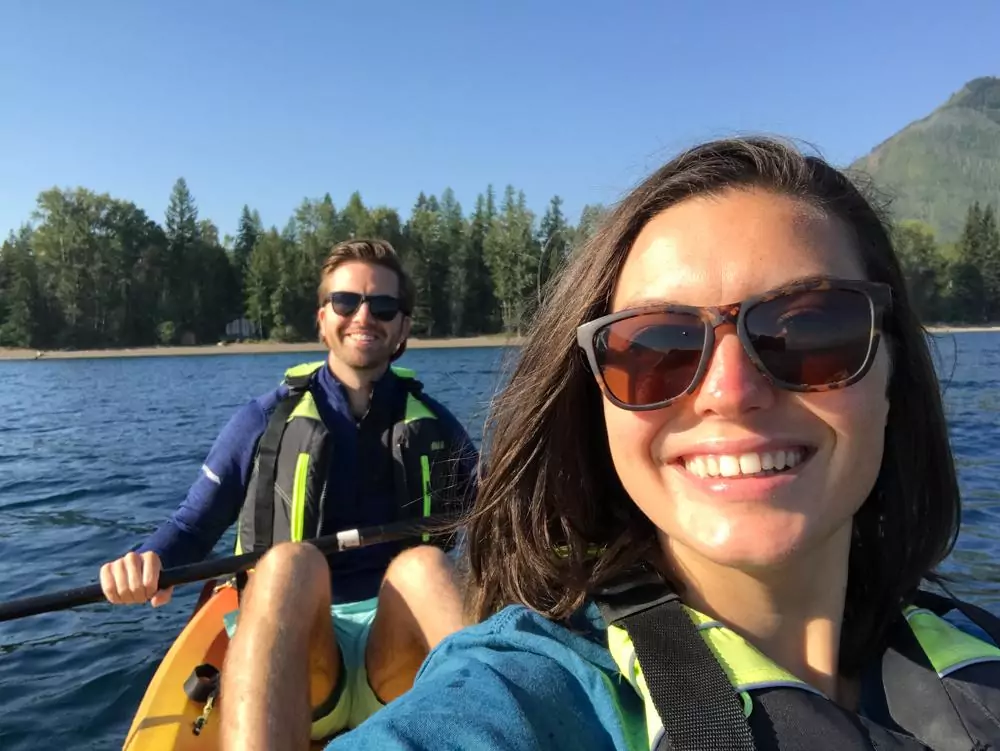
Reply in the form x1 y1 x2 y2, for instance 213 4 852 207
122 582 236 750
123 580 332 750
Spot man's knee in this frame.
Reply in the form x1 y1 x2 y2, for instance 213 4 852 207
247 541 330 603
383 545 455 594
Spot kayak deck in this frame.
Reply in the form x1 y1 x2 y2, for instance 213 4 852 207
123 581 235 749
123 581 327 749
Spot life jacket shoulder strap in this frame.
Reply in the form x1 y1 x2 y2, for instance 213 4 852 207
595 574 759 750
913 587 1000 647
251 380 312 553
593 568 678 624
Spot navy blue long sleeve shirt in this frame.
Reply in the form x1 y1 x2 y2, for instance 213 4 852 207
137 363 478 603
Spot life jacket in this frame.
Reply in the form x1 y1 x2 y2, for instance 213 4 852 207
596 571 1000 750
235 361 459 555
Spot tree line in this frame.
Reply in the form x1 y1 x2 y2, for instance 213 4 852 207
0 178 607 349
893 203 1000 325
0 178 997 351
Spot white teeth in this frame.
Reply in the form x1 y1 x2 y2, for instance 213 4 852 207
688 456 706 476
719 456 741 477
739 453 762 475
682 449 805 479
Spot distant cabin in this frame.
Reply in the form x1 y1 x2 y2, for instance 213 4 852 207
224 318 261 342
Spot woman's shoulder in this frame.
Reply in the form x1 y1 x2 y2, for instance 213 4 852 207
327 602 647 751
431 601 618 673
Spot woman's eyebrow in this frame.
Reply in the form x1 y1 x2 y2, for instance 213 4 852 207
617 275 841 310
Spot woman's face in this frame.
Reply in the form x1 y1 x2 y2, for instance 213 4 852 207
603 188 891 573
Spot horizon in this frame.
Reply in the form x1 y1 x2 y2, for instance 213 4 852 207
1 0 997 240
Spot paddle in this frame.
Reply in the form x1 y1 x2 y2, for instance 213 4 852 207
0 514 459 623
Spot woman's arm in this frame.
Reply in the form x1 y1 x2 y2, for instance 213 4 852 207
327 605 647 751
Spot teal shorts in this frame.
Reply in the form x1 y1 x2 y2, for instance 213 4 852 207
223 596 384 737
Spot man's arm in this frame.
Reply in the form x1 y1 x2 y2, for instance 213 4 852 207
136 397 275 569
422 394 481 514
100 395 279 607
419 395 481 560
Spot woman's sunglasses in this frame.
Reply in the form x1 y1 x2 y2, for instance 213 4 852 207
576 278 892 411
326 291 406 322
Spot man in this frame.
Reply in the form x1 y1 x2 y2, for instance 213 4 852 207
100 238 478 740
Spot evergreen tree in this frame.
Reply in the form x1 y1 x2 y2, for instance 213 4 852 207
163 178 200 338
0 228 40 347
538 195 570 302
233 204 261 291
484 186 538 334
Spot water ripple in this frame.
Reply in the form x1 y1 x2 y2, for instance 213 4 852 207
0 336 997 749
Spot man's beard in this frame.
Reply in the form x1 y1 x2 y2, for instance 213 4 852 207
330 336 394 370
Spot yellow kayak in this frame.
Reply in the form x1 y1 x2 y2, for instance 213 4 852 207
123 580 330 750
123 580 236 749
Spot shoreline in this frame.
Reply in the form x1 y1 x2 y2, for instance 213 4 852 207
925 325 1000 334
0 326 996 361
0 335 525 361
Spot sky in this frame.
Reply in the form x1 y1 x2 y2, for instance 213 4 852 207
1 0 997 241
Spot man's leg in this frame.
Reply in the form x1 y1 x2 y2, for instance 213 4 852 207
364 545 470 704
220 542 339 751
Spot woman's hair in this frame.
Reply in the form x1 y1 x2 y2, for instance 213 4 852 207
464 136 961 677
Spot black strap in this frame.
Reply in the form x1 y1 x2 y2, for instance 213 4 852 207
397 372 425 396
234 570 249 602
622 600 758 750
596 572 758 751
252 380 309 553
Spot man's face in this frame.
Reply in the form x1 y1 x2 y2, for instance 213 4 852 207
317 261 411 372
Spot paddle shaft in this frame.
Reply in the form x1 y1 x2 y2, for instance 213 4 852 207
0 514 458 623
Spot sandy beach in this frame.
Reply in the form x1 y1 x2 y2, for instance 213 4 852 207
924 325 1000 334
0 334 526 361
0 326 996 361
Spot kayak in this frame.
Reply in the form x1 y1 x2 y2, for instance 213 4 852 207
123 579 238 749
123 579 327 749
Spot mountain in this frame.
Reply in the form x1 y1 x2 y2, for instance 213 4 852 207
849 76 1000 241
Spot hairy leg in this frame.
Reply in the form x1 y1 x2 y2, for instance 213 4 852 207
220 542 339 751
366 545 470 703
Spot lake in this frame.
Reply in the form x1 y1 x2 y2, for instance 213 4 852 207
0 334 998 749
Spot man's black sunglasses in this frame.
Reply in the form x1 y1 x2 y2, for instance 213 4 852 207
326 291 407 322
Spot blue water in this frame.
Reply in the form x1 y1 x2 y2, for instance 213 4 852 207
0 335 998 750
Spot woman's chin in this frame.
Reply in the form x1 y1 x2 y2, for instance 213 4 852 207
658 514 816 574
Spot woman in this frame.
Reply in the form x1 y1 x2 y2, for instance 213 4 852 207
318 137 1000 750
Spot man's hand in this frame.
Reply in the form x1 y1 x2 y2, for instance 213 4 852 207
99 550 174 607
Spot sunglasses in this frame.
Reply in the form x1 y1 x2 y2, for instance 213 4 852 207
576 278 892 411
326 291 406 322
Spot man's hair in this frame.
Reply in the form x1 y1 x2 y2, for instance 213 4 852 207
317 238 415 315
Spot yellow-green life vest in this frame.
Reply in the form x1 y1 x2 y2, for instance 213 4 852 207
598 575 1000 750
236 361 454 555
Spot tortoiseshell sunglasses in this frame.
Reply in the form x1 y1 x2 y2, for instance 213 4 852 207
576 278 892 411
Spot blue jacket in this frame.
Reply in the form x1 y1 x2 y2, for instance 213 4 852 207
325 603 645 750
137 363 478 603
323 603 1000 750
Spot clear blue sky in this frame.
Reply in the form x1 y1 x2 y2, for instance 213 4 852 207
1 0 997 240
